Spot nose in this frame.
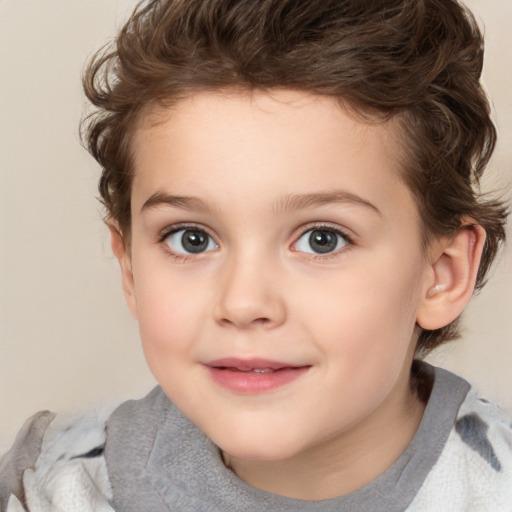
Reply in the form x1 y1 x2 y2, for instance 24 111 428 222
214 255 286 330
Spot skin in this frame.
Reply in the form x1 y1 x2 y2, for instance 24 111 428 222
111 90 484 500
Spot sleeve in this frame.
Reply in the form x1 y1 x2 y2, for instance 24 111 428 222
409 389 512 511
0 411 56 511
0 409 115 512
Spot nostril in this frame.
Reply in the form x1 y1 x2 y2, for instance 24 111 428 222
220 316 271 328
252 317 272 326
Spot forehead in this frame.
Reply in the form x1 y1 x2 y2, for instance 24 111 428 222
134 90 401 158
130 90 413 219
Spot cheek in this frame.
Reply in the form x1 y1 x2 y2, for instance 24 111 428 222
297 253 424 365
133 265 210 364
299 270 422 424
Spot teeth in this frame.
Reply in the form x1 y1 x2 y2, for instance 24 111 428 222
223 366 279 373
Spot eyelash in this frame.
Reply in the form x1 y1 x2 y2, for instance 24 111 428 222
292 223 354 259
158 223 219 262
157 222 354 262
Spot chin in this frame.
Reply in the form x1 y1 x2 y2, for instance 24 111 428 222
216 433 305 463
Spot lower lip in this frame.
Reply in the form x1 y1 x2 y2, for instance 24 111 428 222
205 366 310 393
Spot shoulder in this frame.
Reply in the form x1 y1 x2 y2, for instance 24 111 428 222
0 408 115 512
411 379 512 512
455 388 512 476
452 388 512 497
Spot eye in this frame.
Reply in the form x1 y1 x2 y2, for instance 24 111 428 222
164 228 218 254
294 228 348 255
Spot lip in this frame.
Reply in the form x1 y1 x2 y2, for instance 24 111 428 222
203 358 311 394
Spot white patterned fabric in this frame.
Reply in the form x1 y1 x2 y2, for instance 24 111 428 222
1 409 113 512
1 365 511 511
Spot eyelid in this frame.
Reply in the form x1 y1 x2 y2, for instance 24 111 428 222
158 222 220 261
157 222 217 244
291 222 354 256
294 222 354 243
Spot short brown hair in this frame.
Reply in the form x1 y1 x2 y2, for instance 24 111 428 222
82 0 508 352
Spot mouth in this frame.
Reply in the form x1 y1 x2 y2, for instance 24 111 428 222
203 358 311 393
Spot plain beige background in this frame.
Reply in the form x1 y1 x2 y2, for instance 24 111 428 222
0 0 511 451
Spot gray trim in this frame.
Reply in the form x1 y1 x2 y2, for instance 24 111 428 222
0 410 55 511
106 363 470 512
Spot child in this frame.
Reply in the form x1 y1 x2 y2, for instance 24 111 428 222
1 0 511 510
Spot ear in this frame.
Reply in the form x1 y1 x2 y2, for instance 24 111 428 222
416 224 486 330
109 224 138 319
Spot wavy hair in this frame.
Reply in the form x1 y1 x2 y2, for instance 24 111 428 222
82 0 508 352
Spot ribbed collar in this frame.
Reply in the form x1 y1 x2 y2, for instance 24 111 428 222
106 363 470 512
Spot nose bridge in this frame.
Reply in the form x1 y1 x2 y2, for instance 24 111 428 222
214 245 286 329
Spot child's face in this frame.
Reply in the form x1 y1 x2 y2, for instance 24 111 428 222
119 90 434 463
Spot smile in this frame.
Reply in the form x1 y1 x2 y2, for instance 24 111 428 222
203 358 311 393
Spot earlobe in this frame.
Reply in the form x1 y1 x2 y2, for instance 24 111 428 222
109 224 138 319
416 224 486 331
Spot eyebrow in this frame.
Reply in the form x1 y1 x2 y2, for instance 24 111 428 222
141 190 382 216
141 193 214 214
274 191 382 216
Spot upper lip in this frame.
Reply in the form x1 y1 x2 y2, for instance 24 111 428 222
204 358 307 371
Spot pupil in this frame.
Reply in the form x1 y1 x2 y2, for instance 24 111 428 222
309 230 337 254
182 230 208 253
